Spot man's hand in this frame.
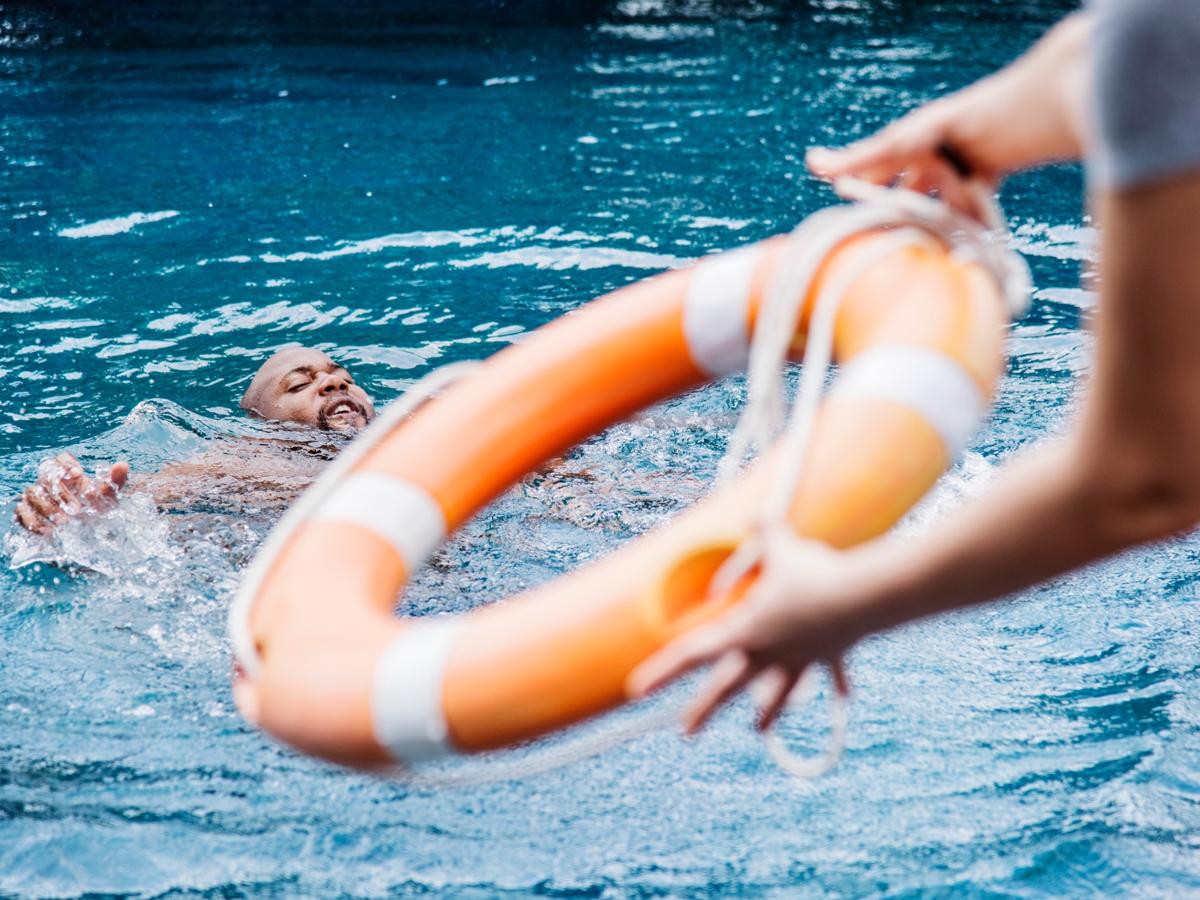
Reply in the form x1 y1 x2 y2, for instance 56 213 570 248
14 452 129 536
628 530 866 734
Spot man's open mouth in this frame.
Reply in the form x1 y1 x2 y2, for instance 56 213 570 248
319 398 366 429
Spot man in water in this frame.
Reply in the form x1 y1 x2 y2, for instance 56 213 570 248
13 345 374 536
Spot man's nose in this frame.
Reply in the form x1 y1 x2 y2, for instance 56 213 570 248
317 373 350 395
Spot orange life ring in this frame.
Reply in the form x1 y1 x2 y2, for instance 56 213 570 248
230 225 1006 769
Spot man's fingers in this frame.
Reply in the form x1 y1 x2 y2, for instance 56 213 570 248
93 461 129 509
682 649 757 734
14 456 127 537
48 476 84 515
627 621 735 699
53 453 87 498
58 467 87 495
74 461 128 510
37 453 85 509
24 484 63 521
54 452 84 480
14 500 50 535
107 461 129 491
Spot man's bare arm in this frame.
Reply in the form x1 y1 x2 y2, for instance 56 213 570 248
12 438 329 536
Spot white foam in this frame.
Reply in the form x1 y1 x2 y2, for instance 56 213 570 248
146 313 196 332
334 343 435 370
0 296 77 314
596 23 716 40
205 224 673 271
449 246 689 271
58 210 180 239
258 230 488 263
97 339 177 359
1034 287 1098 311
16 335 105 355
189 300 347 335
1010 222 1097 262
687 216 751 231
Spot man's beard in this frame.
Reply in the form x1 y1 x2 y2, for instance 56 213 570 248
317 397 367 431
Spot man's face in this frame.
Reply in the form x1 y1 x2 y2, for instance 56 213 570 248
241 347 375 430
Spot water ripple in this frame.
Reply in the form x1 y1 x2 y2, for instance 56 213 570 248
58 210 180 239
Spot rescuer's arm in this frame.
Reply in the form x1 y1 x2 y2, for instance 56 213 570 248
630 168 1200 732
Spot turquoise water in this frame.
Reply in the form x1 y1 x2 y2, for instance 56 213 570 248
6 1 1200 896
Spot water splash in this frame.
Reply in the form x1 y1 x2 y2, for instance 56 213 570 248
5 491 173 576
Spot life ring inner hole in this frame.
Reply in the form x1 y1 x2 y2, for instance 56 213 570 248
654 544 756 637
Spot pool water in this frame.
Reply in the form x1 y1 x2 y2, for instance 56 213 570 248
6 1 1200 895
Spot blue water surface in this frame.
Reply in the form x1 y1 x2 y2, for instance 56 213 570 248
6 1 1200 896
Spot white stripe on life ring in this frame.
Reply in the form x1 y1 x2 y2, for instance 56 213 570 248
683 244 762 377
313 472 446 571
372 617 464 764
832 344 987 459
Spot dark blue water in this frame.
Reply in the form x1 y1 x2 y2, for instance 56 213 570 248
7 1 1200 896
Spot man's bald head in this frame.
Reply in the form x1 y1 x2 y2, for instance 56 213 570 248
240 346 374 431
